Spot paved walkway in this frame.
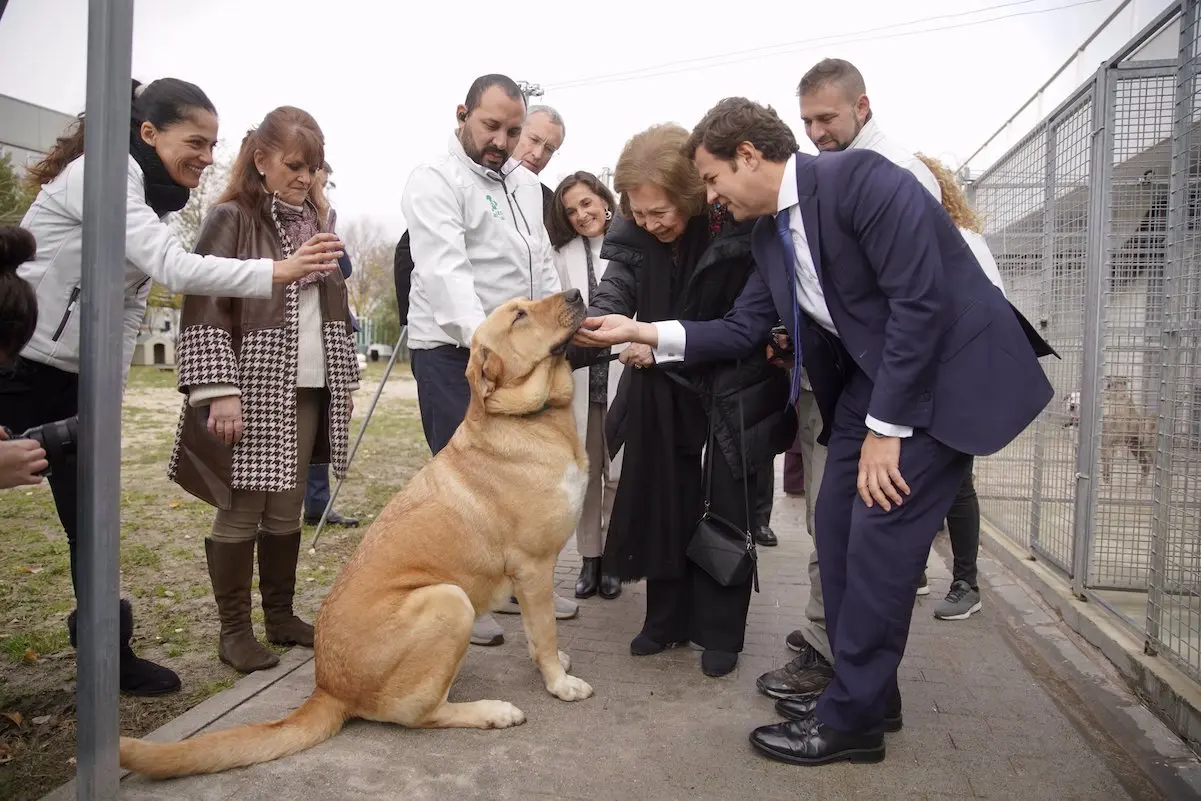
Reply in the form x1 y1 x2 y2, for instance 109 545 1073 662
47 462 1192 800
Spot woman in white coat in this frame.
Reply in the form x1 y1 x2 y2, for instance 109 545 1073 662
0 78 341 697
916 154 1007 624
547 172 624 600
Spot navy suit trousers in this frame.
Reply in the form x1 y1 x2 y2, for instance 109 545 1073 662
813 367 970 734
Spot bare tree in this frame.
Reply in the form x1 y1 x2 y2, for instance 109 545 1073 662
339 218 396 319
170 151 233 251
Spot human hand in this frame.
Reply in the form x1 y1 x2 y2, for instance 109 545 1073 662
766 330 791 367
207 396 244 445
619 343 655 369
857 433 910 512
0 436 48 489
273 233 343 284
573 315 646 347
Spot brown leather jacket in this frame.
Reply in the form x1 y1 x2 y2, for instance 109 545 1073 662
167 197 359 509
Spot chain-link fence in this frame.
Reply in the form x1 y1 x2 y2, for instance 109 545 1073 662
968 0 1201 682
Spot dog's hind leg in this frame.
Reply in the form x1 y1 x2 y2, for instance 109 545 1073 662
513 560 593 702
358 583 525 731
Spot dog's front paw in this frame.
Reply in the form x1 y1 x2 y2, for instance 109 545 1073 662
547 674 593 702
558 650 571 673
479 700 527 729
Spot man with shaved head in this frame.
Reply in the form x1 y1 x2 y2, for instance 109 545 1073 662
797 58 940 198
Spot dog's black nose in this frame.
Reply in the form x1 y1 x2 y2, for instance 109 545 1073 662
563 289 582 304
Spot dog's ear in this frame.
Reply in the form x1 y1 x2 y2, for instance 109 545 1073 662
465 344 505 420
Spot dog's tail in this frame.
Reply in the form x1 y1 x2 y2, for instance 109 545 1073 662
119 687 348 779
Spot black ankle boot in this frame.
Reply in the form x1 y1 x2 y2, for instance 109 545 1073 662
599 573 621 599
68 599 182 696
575 557 600 599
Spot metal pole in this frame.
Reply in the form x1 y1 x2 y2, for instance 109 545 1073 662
76 1 133 798
309 327 406 552
1071 63 1114 598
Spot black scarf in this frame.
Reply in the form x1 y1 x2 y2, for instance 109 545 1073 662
128 128 191 216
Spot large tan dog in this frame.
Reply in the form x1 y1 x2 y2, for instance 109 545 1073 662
120 290 594 779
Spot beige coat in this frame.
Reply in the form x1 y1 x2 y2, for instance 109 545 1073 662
552 235 625 479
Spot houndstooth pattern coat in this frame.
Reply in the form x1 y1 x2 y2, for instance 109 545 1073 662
167 198 359 510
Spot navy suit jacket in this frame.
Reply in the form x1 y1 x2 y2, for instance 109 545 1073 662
680 149 1055 457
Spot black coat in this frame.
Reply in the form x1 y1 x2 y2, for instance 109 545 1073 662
583 212 795 582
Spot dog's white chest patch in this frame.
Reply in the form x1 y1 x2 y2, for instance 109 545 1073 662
558 462 588 519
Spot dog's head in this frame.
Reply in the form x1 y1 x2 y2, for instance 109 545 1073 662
465 290 588 420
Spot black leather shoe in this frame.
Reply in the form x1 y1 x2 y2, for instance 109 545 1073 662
756 646 834 699
750 718 885 766
304 509 359 527
575 557 600 599
630 633 686 656
754 526 778 547
776 695 903 733
701 649 738 677
598 573 622 600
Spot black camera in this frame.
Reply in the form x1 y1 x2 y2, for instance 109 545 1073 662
3 415 77 477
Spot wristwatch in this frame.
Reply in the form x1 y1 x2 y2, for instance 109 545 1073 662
868 428 887 439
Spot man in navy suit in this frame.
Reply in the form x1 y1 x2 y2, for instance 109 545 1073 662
575 98 1055 766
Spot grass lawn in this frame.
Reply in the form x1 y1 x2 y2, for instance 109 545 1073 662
0 360 423 800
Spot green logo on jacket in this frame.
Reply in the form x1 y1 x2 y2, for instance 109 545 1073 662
485 194 505 220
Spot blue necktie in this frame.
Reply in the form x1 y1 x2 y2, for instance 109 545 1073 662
775 209 804 406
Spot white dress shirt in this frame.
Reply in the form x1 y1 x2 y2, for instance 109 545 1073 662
651 154 913 437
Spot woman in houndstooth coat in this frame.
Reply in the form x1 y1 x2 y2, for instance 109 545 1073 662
169 106 359 674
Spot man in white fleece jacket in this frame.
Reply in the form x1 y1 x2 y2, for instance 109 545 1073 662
400 73 562 646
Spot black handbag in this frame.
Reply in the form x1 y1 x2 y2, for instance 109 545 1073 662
685 383 759 592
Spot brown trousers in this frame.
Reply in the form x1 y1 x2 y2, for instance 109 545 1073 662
211 389 323 543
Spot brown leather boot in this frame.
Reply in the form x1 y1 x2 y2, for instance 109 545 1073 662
257 532 314 647
205 538 280 673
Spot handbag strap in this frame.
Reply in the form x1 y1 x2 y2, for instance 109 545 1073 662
701 362 759 592
736 371 759 592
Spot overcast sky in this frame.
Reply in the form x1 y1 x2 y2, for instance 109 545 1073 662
0 0 1167 238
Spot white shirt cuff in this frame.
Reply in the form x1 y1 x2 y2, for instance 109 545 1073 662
651 320 686 364
865 415 913 438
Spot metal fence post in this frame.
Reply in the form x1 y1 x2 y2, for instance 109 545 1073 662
76 1 134 798
1029 125 1058 554
1072 63 1115 598
1147 0 1199 655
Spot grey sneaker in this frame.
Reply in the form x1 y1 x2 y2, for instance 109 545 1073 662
934 580 982 621
916 570 930 596
493 594 580 620
471 614 505 646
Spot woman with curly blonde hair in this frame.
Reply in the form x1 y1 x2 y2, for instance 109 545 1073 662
916 152 1005 623
916 154 1003 291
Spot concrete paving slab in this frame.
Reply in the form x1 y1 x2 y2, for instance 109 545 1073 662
43 462 1193 801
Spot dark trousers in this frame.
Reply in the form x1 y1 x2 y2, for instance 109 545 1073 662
945 459 980 589
783 405 806 494
0 359 82 589
814 367 970 734
411 345 471 455
304 463 331 519
642 449 756 653
753 461 774 529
